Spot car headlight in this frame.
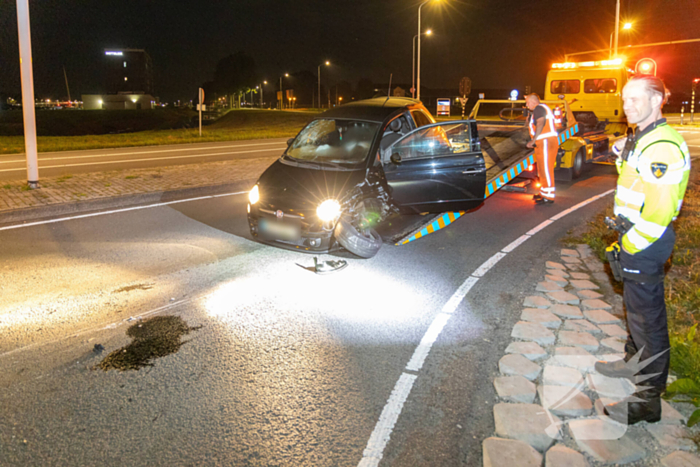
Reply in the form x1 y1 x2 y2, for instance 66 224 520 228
249 185 260 205
317 199 341 222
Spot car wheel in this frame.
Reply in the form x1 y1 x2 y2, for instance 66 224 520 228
334 215 382 258
572 148 585 179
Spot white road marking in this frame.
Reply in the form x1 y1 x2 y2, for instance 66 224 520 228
358 187 616 466
405 313 452 372
0 141 287 164
502 234 530 253
526 219 553 235
0 191 248 231
0 147 284 173
357 373 417 467
472 252 507 277
441 276 479 314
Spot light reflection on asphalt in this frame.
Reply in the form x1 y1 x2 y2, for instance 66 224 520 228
203 262 432 345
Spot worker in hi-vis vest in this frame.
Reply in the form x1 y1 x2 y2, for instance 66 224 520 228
525 94 559 204
596 75 691 425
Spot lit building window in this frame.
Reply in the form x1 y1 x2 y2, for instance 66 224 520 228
123 61 127 67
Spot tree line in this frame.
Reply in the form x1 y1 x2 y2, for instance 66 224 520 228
199 51 379 109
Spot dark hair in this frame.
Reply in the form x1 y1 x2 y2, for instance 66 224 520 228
629 75 670 105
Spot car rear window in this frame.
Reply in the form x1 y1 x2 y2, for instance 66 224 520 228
550 80 580 94
286 119 379 164
584 78 617 93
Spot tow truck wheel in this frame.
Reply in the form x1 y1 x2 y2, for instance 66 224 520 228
572 148 585 179
334 215 382 258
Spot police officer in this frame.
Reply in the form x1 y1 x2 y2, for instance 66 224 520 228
525 94 559 204
596 75 691 425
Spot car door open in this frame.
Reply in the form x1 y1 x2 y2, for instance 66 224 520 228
381 121 486 213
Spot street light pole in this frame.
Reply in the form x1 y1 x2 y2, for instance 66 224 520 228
15 0 39 189
412 30 431 99
417 0 436 101
318 61 329 109
279 74 288 110
614 0 620 56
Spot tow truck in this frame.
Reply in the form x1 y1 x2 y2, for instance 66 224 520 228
393 58 639 245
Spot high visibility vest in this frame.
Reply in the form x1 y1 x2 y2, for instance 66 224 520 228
614 119 691 254
528 104 558 140
553 106 564 130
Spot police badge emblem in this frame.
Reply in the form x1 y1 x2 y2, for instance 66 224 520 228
650 162 668 178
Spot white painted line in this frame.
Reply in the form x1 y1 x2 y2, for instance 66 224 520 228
0 147 283 173
358 373 417 467
472 252 507 277
526 219 553 236
0 191 248 231
359 188 616 467
0 141 287 164
549 207 575 221
502 234 530 253
441 276 479 314
405 313 452 372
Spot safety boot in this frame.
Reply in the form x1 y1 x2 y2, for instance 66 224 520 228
604 389 662 425
594 359 636 380
535 197 554 205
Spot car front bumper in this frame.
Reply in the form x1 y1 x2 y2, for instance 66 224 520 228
247 205 338 254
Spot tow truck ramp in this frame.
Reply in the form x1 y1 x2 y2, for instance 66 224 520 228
393 148 534 246
392 113 580 246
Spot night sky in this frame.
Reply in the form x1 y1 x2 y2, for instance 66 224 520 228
1 0 699 102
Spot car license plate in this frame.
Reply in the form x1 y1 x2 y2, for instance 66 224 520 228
259 218 300 240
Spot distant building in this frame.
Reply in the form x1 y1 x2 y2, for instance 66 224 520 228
82 94 156 110
104 48 154 95
82 48 155 110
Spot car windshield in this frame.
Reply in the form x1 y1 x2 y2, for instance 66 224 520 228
286 119 379 164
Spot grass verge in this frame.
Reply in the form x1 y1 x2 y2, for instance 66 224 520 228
564 164 700 428
0 110 316 155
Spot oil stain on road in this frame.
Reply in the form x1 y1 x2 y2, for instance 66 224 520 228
97 315 201 371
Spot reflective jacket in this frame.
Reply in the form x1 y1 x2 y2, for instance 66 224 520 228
528 104 558 140
614 119 691 254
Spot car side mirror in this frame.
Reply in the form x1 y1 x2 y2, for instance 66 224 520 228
390 153 402 165
287 138 294 146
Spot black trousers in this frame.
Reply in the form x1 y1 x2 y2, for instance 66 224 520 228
620 225 675 391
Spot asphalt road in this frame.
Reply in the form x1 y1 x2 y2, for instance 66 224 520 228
0 138 289 181
0 136 697 466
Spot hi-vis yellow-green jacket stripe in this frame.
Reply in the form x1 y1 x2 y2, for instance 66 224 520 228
614 122 690 254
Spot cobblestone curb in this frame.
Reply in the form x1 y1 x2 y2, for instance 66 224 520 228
0 156 276 224
484 244 700 466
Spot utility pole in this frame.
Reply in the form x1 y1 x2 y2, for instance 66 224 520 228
16 0 39 189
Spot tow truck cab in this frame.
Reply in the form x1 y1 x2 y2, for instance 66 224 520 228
543 58 631 180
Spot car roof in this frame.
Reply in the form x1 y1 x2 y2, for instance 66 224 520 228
318 97 423 123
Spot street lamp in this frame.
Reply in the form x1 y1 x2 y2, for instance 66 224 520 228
412 29 432 99
279 73 289 110
318 61 330 109
417 0 439 101
610 22 633 58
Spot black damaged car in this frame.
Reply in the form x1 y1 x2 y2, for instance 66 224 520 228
247 97 487 258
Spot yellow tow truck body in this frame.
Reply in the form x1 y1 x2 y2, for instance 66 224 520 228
543 58 631 179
